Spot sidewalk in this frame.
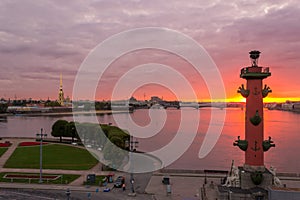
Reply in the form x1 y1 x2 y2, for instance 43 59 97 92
146 174 208 200
145 172 300 200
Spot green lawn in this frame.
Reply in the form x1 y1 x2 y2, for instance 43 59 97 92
0 172 80 184
4 144 98 170
0 148 8 157
83 175 107 186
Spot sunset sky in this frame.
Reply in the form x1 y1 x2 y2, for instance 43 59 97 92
1 0 300 102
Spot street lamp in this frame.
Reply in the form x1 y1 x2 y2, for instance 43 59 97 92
128 135 139 194
66 188 71 200
36 128 47 183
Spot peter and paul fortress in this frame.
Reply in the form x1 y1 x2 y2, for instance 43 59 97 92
57 73 71 107
58 73 65 106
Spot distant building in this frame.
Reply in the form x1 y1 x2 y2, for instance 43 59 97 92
150 96 163 104
293 103 300 112
129 96 138 103
281 102 294 111
58 73 65 106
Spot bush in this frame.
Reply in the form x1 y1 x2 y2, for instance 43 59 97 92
19 142 48 146
0 142 11 147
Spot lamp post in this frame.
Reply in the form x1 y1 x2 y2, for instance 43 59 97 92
126 135 139 195
36 128 47 183
66 188 71 200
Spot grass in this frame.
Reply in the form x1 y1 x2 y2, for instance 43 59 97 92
0 172 80 184
4 144 98 170
83 175 107 186
0 148 8 157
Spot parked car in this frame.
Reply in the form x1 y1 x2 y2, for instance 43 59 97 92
114 176 125 188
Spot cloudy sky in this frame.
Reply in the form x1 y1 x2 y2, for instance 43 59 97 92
1 0 299 102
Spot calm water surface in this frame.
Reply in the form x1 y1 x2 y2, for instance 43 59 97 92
0 108 299 172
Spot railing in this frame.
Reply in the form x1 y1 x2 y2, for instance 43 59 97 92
263 67 270 73
241 67 270 74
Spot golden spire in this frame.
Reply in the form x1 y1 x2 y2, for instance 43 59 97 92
60 73 63 89
58 73 64 106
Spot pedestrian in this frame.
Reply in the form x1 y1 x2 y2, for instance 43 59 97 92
122 183 126 191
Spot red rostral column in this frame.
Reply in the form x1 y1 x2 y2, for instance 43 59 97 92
235 50 274 171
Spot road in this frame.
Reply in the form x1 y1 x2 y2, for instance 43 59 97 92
0 188 153 200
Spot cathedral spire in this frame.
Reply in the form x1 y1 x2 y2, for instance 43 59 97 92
58 73 65 106
60 73 63 89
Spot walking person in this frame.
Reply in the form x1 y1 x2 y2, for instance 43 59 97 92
122 183 126 191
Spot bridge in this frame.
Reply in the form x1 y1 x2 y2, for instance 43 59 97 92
157 102 227 109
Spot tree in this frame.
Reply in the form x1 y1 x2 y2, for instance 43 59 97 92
95 101 111 110
51 120 68 142
45 101 61 107
65 121 78 142
0 103 8 113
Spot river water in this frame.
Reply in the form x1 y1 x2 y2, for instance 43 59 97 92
0 108 299 173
